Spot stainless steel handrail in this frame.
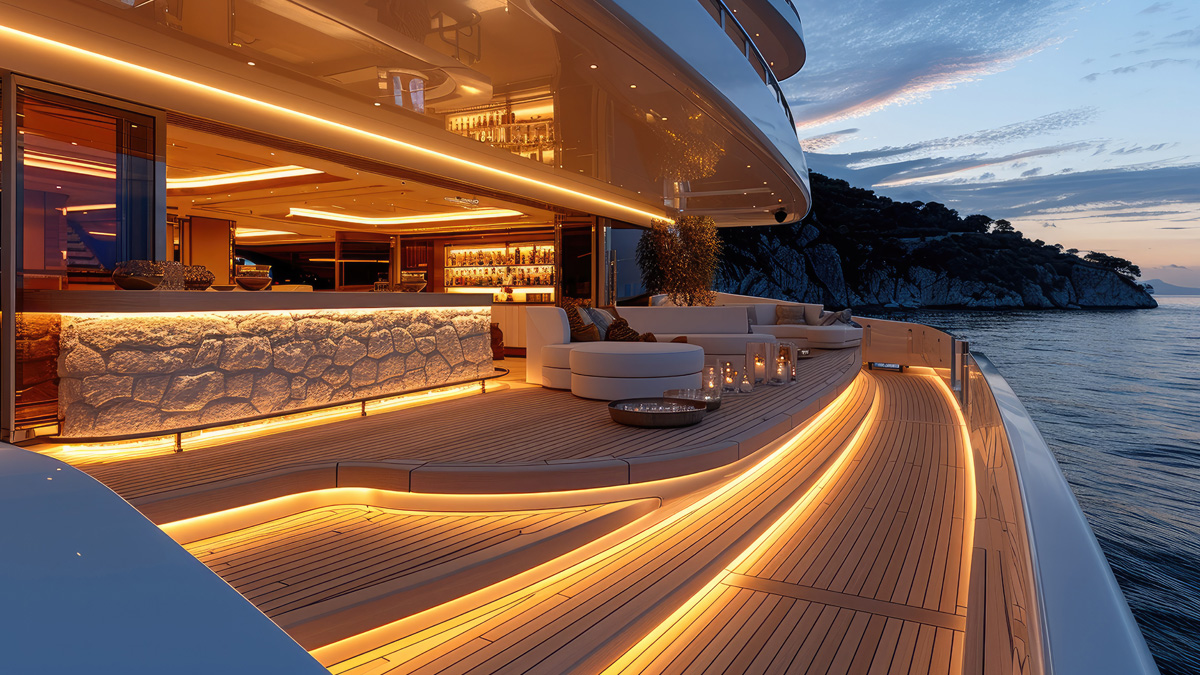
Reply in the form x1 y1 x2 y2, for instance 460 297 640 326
970 354 1159 675
703 0 797 134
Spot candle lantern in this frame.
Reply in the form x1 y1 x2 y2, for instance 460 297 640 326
777 341 798 383
745 342 769 386
721 360 741 394
768 341 787 385
702 359 723 404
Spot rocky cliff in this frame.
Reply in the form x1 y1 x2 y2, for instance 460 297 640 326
716 174 1157 310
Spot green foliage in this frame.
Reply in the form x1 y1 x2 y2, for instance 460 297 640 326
1084 251 1142 278
635 220 671 295
637 216 722 306
715 171 1149 305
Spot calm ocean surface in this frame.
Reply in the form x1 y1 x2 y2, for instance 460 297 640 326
877 296 1200 675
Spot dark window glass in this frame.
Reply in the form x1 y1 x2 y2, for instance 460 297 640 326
18 87 156 289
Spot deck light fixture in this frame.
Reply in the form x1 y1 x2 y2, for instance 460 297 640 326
288 207 523 226
167 165 323 190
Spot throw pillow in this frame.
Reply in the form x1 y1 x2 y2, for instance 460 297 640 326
561 297 598 342
573 323 601 342
803 304 823 325
670 335 688 343
775 305 806 325
586 307 616 339
605 317 642 342
818 311 841 326
838 308 853 324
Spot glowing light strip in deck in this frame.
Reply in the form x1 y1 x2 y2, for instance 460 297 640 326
601 380 881 674
41 382 481 464
935 374 978 613
0 24 670 225
317 376 869 670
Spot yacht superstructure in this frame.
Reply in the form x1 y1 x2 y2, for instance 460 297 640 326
0 1 1157 673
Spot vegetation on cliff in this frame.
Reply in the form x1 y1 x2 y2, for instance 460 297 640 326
717 172 1156 310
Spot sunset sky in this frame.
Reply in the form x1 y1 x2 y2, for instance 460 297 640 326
787 0 1200 286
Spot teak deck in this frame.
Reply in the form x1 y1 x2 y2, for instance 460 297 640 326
315 369 971 674
44 352 976 673
55 349 858 509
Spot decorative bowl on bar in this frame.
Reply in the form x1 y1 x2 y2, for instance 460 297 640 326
111 260 163 290
662 388 722 412
608 397 707 428
234 264 272 291
183 265 215 291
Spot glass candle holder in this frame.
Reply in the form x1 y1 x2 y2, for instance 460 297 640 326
777 341 797 383
721 360 738 394
768 343 787 385
702 362 722 399
745 342 769 385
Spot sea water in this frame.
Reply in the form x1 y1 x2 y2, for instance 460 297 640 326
878 296 1200 675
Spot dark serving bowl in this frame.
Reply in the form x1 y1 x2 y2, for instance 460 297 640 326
112 273 164 290
234 276 273 291
608 397 707 428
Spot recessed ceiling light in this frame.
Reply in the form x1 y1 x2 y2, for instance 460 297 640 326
374 102 381 106
629 84 637 89
247 61 255 66
590 64 598 69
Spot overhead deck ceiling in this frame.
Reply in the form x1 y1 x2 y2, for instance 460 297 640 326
2 0 808 226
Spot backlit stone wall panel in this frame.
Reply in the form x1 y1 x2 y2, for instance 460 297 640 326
56 307 492 438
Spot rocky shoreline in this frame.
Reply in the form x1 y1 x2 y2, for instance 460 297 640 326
716 173 1157 311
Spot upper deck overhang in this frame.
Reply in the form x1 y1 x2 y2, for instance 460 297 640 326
725 0 807 80
594 0 811 224
0 0 809 227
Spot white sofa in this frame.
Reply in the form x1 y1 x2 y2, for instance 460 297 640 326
705 292 863 349
524 305 775 386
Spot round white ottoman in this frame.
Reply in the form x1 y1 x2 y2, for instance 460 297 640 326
569 342 704 401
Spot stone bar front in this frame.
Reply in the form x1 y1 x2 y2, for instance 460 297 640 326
20 291 493 439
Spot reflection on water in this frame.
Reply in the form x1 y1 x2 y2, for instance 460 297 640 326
878 296 1200 675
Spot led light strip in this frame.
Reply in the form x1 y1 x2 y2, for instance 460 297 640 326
288 206 523 226
41 381 482 464
0 24 670 224
317 376 869 670
601 380 881 674
167 165 322 189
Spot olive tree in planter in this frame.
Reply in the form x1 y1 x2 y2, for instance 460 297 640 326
635 215 721 306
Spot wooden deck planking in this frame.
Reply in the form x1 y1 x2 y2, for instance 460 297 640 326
186 505 593 619
616 371 970 675
320 373 879 674
55 349 858 502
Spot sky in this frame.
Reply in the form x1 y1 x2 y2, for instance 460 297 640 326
785 0 1200 287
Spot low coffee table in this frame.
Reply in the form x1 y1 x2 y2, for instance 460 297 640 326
568 342 704 401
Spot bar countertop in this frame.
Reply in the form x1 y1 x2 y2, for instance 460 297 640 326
19 290 492 314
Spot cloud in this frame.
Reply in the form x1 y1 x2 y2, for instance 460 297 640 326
800 128 859 153
1139 2 1172 14
1159 26 1200 48
1111 143 1173 155
1167 264 1190 268
1022 167 1044 177
1083 58 1200 81
784 0 1072 128
1042 221 1057 227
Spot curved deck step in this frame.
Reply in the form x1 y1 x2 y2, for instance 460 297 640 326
316 372 881 673
611 372 970 674
182 499 659 650
52 350 860 522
